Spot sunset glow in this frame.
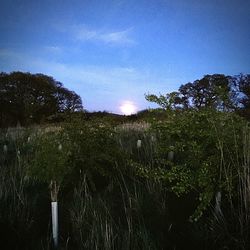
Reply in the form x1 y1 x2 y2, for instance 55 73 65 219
120 101 137 115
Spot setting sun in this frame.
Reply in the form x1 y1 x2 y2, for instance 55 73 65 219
120 101 137 115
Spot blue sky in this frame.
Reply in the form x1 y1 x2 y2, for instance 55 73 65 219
0 0 249 114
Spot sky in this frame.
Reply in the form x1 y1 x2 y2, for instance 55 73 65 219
0 0 250 114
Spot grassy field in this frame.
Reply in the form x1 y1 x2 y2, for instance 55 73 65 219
0 110 250 250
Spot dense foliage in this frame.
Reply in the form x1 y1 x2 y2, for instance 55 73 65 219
1 71 250 249
0 72 83 127
1 110 250 249
146 74 250 118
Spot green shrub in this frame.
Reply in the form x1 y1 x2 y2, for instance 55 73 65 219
135 110 247 221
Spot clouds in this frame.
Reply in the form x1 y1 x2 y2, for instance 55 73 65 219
99 29 135 45
0 48 177 113
44 46 62 54
68 25 136 46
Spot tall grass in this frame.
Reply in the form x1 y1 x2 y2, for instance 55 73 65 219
0 128 51 250
1 115 250 249
69 171 162 250
208 123 250 249
115 122 157 166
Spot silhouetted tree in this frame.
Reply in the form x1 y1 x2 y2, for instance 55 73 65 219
0 72 83 127
146 74 249 114
231 74 250 119
56 87 83 113
176 74 233 110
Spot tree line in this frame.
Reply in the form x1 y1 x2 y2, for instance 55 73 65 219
0 71 83 127
1 72 249 128
146 73 250 119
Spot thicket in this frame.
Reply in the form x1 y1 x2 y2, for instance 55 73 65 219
0 109 249 250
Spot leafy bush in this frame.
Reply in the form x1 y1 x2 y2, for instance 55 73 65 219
1 112 249 249
135 110 246 221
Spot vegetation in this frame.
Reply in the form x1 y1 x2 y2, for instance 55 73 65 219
145 73 250 118
0 72 83 128
0 71 250 249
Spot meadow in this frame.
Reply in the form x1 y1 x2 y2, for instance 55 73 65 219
0 109 250 250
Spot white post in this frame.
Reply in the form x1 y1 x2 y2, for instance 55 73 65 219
168 151 174 161
51 201 59 248
137 139 142 148
168 146 174 161
215 191 222 215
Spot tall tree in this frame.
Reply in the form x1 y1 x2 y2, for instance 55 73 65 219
0 72 83 127
178 74 233 110
146 74 239 112
56 87 83 113
231 74 250 119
